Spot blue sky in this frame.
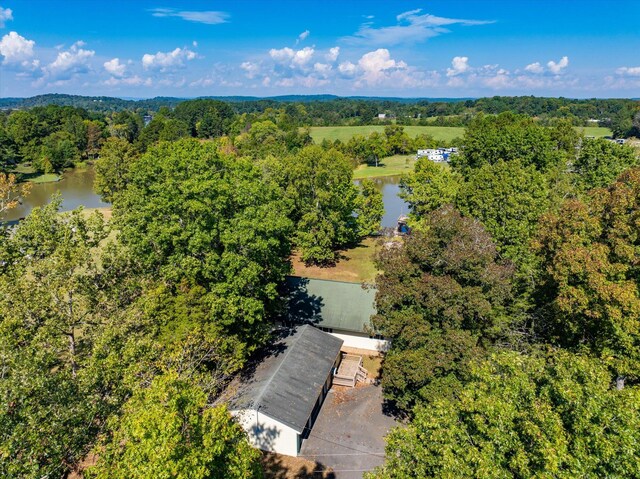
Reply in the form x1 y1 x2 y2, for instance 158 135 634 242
0 0 639 98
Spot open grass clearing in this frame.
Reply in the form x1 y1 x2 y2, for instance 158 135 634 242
10 164 61 183
576 126 612 137
309 125 464 143
291 236 380 283
353 154 416 179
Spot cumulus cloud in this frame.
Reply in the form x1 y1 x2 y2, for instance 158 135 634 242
338 61 357 78
0 31 35 65
142 47 198 71
292 46 314 66
616 66 640 77
104 75 151 87
0 6 12 27
269 47 295 62
325 46 340 62
357 48 407 85
44 41 94 81
104 57 126 77
241 61 260 79
525 62 544 74
149 8 229 24
344 8 493 45
446 56 470 76
547 56 569 74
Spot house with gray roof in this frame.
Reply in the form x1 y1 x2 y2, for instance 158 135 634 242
283 276 390 352
229 325 343 456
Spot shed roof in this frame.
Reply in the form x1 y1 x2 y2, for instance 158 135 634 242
229 325 343 433
284 276 377 333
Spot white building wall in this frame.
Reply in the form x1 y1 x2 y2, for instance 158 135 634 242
232 409 301 457
329 331 390 352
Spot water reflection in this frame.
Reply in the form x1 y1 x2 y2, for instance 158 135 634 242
4 166 108 221
356 175 409 228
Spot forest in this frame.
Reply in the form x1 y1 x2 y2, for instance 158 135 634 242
1 97 640 478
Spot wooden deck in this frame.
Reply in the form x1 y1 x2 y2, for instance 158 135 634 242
333 354 368 387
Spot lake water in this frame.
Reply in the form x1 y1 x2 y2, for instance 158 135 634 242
4 166 108 221
5 166 409 230
357 175 409 228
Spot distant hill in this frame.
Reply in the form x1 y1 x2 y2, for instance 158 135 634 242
0 93 475 112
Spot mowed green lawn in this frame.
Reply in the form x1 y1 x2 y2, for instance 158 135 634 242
353 155 416 180
309 125 613 144
575 126 612 137
309 125 465 143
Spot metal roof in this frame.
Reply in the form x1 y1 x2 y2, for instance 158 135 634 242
229 325 343 433
284 276 377 333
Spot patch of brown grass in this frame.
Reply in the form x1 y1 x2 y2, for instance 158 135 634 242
261 451 334 479
291 237 380 283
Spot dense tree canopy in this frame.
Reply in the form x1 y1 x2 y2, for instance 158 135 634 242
372 206 515 410
371 350 640 479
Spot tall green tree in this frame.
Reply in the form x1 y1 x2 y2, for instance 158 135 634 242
94 137 137 202
573 137 638 191
114 139 293 347
355 179 384 236
399 158 462 223
88 372 261 479
533 168 640 383
370 351 640 479
372 205 514 411
457 159 550 266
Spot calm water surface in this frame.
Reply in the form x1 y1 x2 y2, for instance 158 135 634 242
4 166 108 221
357 175 409 228
6 167 408 229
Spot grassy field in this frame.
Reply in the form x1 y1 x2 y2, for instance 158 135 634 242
291 236 380 283
10 164 60 183
309 125 464 143
575 126 612 137
353 154 416 179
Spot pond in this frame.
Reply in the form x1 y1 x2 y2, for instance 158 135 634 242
356 175 410 229
5 166 409 230
4 166 108 222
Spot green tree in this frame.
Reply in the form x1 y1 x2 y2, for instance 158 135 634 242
457 159 550 266
399 158 462 222
94 137 137 202
372 206 514 410
370 351 640 479
573 137 638 191
533 168 640 383
355 179 384 236
88 372 261 479
114 139 293 347
263 145 358 265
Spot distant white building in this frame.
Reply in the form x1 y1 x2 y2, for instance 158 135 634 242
416 147 457 163
377 113 386 119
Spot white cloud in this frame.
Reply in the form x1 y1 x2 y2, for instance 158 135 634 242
292 46 314 66
0 6 13 27
616 66 640 77
150 8 229 25
104 57 126 77
547 56 569 74
269 47 295 62
240 61 260 78
338 61 357 78
44 41 94 81
313 62 332 77
297 30 310 42
104 75 151 87
0 31 34 64
345 8 493 45
525 62 544 74
357 48 407 85
447 56 470 76
142 47 198 71
325 46 340 62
